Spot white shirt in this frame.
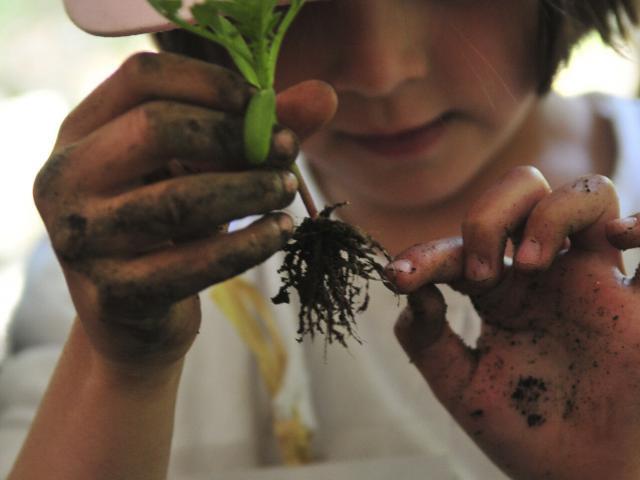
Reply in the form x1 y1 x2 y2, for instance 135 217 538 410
2 94 639 479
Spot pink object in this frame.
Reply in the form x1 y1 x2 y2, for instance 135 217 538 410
63 0 321 36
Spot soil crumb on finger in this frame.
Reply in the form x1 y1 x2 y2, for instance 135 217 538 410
510 375 549 428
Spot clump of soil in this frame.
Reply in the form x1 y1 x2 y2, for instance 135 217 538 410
272 203 392 347
511 375 549 427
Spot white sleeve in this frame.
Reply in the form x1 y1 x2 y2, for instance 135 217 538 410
0 237 74 478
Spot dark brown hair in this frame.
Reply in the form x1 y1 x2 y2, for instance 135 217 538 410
537 0 638 92
154 0 639 94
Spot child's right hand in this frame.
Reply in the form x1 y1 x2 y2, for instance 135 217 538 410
33 51 336 374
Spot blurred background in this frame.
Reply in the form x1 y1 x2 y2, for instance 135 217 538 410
0 1 638 360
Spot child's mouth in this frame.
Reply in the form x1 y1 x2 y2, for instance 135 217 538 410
342 113 452 158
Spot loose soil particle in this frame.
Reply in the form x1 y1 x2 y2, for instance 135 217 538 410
510 375 549 428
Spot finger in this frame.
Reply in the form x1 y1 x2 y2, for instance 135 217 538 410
606 214 640 250
462 166 550 284
515 175 621 271
59 52 253 145
276 80 338 140
91 213 294 320
385 237 464 294
50 170 298 260
395 284 478 406
68 101 298 192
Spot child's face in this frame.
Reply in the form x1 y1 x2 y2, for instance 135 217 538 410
275 0 540 209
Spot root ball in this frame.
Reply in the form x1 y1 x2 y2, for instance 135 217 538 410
272 204 392 347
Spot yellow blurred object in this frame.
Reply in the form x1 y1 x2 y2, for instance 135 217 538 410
209 277 313 464
273 408 313 465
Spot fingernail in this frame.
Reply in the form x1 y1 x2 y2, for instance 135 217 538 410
282 171 299 194
386 259 415 275
273 129 297 157
619 216 638 230
277 213 294 233
466 253 492 282
517 237 541 266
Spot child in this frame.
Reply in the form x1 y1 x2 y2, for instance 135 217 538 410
3 0 640 478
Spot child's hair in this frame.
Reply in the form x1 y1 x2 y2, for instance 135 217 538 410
538 0 638 92
154 0 639 94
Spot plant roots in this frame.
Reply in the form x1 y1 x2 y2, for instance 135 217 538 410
272 203 392 347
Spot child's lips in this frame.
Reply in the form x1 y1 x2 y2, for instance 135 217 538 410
341 114 452 157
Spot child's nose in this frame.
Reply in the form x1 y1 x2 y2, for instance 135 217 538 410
331 2 429 97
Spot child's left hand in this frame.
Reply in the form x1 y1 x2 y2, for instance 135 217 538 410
386 166 640 480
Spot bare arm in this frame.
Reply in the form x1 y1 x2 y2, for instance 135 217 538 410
9 320 182 480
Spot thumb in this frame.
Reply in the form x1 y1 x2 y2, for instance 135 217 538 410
395 284 478 406
276 80 338 141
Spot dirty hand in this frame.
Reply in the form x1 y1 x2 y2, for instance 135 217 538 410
34 52 336 372
387 166 640 479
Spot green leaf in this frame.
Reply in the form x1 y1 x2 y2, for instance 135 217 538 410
190 2 221 26
190 2 259 86
147 0 181 18
268 0 306 85
147 0 308 161
217 15 261 87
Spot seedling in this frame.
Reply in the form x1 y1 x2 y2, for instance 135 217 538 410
149 0 302 163
149 0 391 346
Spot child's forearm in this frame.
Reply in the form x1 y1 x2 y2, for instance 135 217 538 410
8 318 183 480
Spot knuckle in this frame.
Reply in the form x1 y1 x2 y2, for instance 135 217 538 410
209 66 253 109
528 171 552 195
498 166 550 198
571 174 615 195
218 220 283 271
135 100 243 160
251 171 283 197
173 109 231 157
120 51 163 81
270 170 288 195
502 165 532 183
130 101 166 147
510 165 546 183
259 171 296 206
33 148 72 211
114 182 189 233
32 166 53 213
464 196 505 234
159 185 190 227
50 212 89 261
462 214 495 239
136 100 162 130
58 114 80 141
208 114 244 159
